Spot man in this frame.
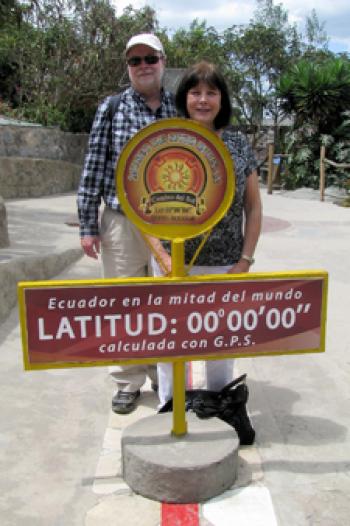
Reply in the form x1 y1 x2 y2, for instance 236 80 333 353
77 33 176 414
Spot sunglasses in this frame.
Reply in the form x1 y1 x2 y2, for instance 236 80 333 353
127 55 161 67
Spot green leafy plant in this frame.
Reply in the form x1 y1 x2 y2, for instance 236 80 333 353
278 58 350 190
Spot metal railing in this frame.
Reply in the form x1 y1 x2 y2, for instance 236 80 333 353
260 144 349 201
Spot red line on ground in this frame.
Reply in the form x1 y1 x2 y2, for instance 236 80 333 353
161 503 199 526
161 366 199 525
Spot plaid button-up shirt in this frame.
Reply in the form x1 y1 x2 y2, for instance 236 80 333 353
77 86 176 237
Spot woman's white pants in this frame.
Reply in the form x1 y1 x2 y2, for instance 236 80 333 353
151 260 235 407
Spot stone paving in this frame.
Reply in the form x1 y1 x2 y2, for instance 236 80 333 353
0 188 349 525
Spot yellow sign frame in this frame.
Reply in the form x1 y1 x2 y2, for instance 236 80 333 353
115 118 235 240
18 269 328 371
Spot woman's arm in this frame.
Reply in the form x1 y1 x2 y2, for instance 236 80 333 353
227 169 262 274
144 235 172 275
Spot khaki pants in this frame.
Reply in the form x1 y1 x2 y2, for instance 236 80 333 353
101 207 157 392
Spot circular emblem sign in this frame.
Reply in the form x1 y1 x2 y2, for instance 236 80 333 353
116 118 235 240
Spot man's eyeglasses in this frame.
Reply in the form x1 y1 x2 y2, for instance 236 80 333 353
127 55 161 67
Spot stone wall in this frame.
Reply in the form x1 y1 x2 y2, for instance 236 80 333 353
0 157 82 199
0 197 9 248
0 125 87 163
0 125 88 199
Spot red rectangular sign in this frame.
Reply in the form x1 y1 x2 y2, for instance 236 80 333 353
18 272 327 370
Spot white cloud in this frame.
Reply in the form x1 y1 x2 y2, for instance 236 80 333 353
158 3 256 31
111 0 350 52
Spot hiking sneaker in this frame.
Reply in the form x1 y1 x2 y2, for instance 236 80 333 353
112 390 140 414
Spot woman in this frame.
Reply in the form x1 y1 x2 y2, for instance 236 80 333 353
152 61 262 407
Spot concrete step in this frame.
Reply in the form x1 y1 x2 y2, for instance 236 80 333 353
0 193 83 323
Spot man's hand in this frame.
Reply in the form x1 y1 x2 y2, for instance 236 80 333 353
81 236 100 259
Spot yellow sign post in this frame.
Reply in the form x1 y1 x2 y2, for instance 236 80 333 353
170 240 187 435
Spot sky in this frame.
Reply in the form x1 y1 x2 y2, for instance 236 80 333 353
112 0 350 53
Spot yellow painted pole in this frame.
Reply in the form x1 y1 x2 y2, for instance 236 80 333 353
171 239 188 436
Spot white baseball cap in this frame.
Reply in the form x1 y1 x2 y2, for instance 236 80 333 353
125 33 164 55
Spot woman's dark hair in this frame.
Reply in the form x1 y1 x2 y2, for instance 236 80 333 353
175 61 232 130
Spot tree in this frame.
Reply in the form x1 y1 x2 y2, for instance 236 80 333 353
221 0 303 148
165 20 223 68
0 0 24 104
220 0 335 149
305 9 329 51
277 58 350 188
253 0 288 29
278 59 350 133
223 23 291 125
0 0 337 137
0 0 160 130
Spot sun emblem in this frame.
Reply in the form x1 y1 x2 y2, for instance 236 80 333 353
158 161 191 191
145 147 207 195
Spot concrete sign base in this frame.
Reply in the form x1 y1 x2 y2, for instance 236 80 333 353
121 412 239 503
